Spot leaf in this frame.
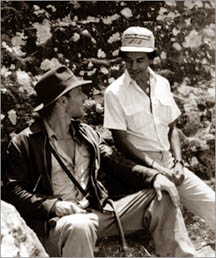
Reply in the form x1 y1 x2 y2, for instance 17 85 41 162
184 0 203 9
16 70 31 86
165 0 176 7
100 67 109 75
1 66 12 77
40 58 61 71
71 32 80 42
1 114 5 121
172 42 182 51
97 49 106 58
107 32 121 44
183 30 202 49
33 19 52 45
7 110 17 125
120 7 133 18
95 103 104 114
11 32 26 47
112 49 119 57
102 14 120 25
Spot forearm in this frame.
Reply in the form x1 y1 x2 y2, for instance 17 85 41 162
169 127 182 161
4 181 59 219
114 136 171 173
100 144 160 187
132 165 162 186
114 136 154 167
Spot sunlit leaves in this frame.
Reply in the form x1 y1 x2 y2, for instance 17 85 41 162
7 110 17 125
33 19 52 45
107 32 121 44
184 0 203 9
120 7 133 18
102 14 120 25
11 32 26 47
40 58 61 71
1 66 12 78
1 1 215 171
183 30 202 48
97 49 106 58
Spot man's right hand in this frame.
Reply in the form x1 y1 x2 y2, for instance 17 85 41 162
54 201 87 217
153 174 180 208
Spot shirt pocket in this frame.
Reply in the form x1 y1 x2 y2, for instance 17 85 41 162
156 97 173 125
124 103 150 130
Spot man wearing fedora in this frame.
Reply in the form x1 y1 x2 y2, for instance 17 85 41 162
104 26 215 231
4 65 197 257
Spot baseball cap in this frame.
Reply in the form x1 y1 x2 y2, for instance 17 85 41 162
120 26 155 53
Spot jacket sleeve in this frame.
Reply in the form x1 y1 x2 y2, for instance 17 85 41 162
3 136 59 220
99 141 158 188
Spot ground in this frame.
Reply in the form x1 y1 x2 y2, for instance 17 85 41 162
95 180 215 257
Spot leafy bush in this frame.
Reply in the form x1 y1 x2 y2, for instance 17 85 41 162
1 0 215 178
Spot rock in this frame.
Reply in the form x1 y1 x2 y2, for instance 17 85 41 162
182 112 201 136
197 245 215 257
1 201 49 257
206 99 215 108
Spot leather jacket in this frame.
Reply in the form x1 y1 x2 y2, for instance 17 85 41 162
4 119 156 237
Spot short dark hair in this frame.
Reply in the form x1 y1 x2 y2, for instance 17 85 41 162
120 50 157 60
38 101 57 119
38 91 72 119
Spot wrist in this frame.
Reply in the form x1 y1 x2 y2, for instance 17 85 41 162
152 160 163 171
173 159 184 167
151 172 163 185
51 199 62 217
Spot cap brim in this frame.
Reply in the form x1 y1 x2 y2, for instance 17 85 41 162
33 79 92 112
120 46 154 53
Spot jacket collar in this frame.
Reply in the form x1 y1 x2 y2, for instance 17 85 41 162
29 117 46 134
29 117 83 142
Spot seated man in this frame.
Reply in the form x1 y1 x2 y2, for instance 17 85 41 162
4 65 196 257
104 26 215 231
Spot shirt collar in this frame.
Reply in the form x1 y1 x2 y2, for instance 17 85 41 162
123 67 156 93
124 67 155 84
43 119 57 140
43 119 81 143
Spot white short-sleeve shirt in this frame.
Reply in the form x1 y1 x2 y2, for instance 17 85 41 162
104 68 181 152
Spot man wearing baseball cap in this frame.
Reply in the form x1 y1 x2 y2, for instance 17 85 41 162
104 26 215 237
4 65 197 256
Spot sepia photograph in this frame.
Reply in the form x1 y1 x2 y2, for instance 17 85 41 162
1 1 215 257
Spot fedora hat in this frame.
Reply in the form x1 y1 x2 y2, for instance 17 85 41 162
34 66 92 111
121 26 155 53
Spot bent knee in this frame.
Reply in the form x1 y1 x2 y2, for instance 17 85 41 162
61 214 98 233
157 191 177 211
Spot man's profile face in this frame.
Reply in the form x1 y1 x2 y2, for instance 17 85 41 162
65 86 87 118
123 52 150 82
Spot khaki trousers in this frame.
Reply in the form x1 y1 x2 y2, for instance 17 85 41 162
143 150 215 230
43 189 196 257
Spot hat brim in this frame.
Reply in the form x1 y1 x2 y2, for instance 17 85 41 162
34 79 92 112
120 46 155 53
